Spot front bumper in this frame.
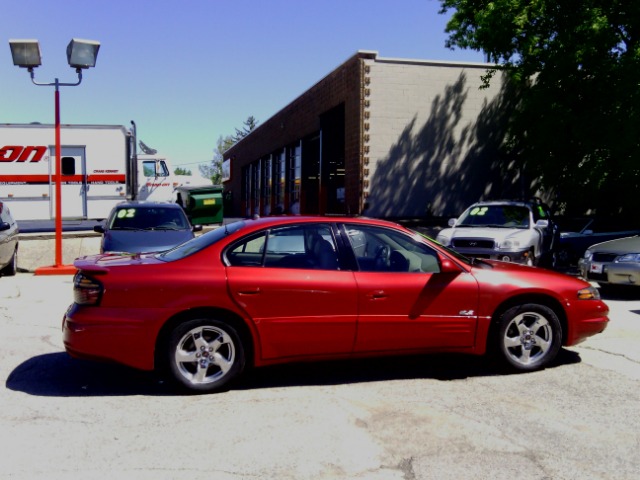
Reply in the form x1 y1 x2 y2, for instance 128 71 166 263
579 260 640 286
565 298 609 346
453 247 531 264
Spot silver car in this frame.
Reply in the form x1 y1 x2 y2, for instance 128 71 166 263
579 236 640 287
0 201 19 276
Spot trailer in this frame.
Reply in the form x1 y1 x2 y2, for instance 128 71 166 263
0 123 208 221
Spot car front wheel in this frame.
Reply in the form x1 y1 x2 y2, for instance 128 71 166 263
167 318 245 393
497 303 562 371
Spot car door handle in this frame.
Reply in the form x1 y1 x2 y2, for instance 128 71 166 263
237 288 261 295
367 290 388 300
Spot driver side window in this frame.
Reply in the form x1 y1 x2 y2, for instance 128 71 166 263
345 225 440 273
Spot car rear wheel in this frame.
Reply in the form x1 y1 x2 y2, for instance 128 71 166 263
497 304 562 371
167 318 245 393
1 249 17 276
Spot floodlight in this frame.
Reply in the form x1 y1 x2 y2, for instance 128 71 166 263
7 37 101 273
9 39 42 68
66 38 100 69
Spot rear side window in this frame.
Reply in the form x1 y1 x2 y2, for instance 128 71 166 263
225 224 339 270
226 232 267 267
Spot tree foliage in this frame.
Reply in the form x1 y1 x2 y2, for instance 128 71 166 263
174 167 192 176
232 116 259 143
203 116 259 184
440 0 640 215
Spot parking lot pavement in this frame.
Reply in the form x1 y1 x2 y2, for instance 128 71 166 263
1 273 639 479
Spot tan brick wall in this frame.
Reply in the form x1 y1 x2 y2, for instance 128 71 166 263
364 58 507 218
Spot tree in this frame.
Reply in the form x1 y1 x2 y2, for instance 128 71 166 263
200 135 232 184
202 116 259 184
174 167 192 176
232 116 259 143
440 0 640 215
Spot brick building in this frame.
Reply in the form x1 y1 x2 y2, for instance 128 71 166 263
223 50 517 219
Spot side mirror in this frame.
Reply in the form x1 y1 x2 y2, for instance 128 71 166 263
448 218 457 227
534 219 549 229
192 225 203 232
583 229 594 236
93 225 105 234
0 222 11 232
439 257 462 274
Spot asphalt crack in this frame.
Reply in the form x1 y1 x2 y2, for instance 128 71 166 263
579 345 640 365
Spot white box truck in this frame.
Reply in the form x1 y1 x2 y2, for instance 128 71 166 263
0 123 209 221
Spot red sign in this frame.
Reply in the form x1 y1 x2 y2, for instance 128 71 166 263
0 145 48 162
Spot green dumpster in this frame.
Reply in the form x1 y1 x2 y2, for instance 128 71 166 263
177 185 223 225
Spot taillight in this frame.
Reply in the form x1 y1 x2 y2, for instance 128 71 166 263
73 272 103 305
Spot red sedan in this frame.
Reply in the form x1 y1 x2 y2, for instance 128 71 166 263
63 216 609 392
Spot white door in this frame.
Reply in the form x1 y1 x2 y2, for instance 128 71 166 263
49 146 87 219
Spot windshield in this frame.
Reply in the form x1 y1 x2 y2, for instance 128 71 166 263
457 205 530 229
109 206 189 230
157 221 246 261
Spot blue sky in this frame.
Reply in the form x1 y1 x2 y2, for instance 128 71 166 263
1 0 484 170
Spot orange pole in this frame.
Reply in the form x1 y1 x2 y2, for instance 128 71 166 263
54 83 63 267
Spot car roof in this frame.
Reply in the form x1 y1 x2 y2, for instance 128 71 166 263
114 201 182 209
234 215 406 230
469 200 534 208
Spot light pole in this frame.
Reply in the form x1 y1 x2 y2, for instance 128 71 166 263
9 38 100 275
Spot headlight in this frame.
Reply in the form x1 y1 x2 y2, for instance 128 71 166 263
435 234 450 246
577 286 600 300
615 253 640 263
500 240 521 249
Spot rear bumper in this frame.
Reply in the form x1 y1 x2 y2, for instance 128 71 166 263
62 303 164 371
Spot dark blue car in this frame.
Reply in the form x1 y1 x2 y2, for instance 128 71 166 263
94 201 202 254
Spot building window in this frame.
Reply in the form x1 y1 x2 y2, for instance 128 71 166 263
274 150 286 214
262 155 272 216
247 160 261 217
242 165 251 217
289 141 302 214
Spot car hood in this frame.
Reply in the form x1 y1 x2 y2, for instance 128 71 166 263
441 226 527 241
103 230 194 254
589 235 640 253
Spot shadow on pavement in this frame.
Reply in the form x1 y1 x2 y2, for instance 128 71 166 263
6 349 582 397
6 353 170 397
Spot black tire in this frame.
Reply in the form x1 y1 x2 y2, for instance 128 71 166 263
1 249 17 276
166 318 245 393
496 303 562 371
